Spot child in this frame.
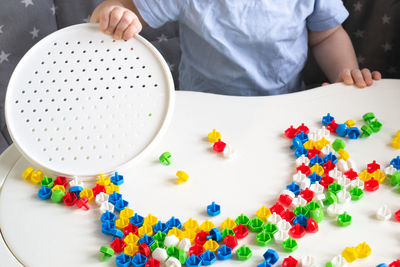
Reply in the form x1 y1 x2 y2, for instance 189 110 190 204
90 0 381 96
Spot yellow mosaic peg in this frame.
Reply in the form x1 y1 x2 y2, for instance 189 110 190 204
184 218 200 233
120 207 134 219
256 206 272 222
22 167 44 184
342 247 358 262
115 217 130 230
96 173 111 186
371 169 386 183
31 170 45 184
358 170 371 182
22 167 34 181
355 242 371 258
337 149 350 161
105 183 119 195
208 129 221 143
203 239 219 253
124 232 139 245
52 185 65 193
184 229 196 244
79 188 94 201
200 220 216 232
124 243 139 256
220 218 237 230
310 163 324 176
138 224 153 237
144 214 158 226
168 227 186 240
176 171 189 184
345 120 356 128
315 137 330 150
303 140 315 150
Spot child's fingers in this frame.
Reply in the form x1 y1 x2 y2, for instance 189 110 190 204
322 82 330 86
114 11 135 40
122 19 142 40
351 69 366 88
107 8 124 35
99 6 114 31
372 71 382 80
340 69 354 85
361 68 373 86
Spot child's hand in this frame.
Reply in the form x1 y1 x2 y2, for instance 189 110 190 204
337 68 381 88
90 0 142 40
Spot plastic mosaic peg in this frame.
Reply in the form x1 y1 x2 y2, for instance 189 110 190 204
282 256 298 267
376 205 392 221
217 245 232 260
355 242 372 258
282 237 298 253
116 253 131 267
111 172 124 186
208 129 221 143
256 231 272 246
99 246 114 261
159 152 172 165
222 235 238 249
342 247 358 262
176 171 189 184
186 254 202 267
200 250 217 265
263 249 279 265
337 212 352 227
236 245 252 260
206 201 220 216
213 139 226 153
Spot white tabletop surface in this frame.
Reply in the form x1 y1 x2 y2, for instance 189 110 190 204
0 79 400 267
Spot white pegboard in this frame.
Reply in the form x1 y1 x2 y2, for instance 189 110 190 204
5 23 174 179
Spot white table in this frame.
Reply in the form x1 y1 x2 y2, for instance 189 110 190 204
1 79 399 266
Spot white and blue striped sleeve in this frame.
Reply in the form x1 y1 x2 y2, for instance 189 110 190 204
307 0 349 32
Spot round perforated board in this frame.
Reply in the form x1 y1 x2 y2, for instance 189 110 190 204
5 23 175 179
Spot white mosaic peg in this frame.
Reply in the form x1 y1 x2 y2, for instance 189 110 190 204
314 193 326 208
320 145 335 157
346 159 357 172
318 126 331 139
337 159 349 172
376 204 392 221
165 257 181 267
152 248 168 262
300 178 311 190
277 219 292 232
99 202 114 214
300 255 317 267
350 178 364 190
327 203 344 217
164 235 179 247
290 196 307 209
281 189 296 199
70 176 84 188
268 213 282 224
293 171 307 183
308 130 320 142
177 238 191 252
296 155 310 167
222 143 237 159
310 182 324 194
95 192 109 206
329 168 343 180
331 255 348 267
385 165 397 176
337 176 352 190
273 230 289 244
337 190 351 204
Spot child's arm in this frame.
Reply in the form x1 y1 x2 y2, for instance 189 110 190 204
90 0 145 40
309 25 381 88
